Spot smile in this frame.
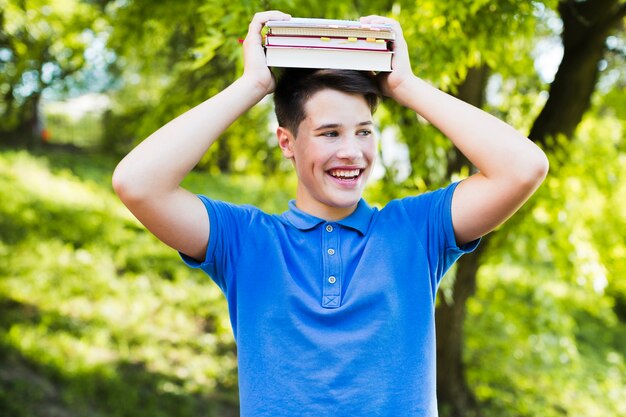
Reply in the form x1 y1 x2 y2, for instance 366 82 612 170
327 168 363 181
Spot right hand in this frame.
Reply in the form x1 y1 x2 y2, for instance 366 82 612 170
242 11 291 96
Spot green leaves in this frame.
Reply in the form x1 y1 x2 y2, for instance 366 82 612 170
463 90 626 416
0 149 262 416
0 0 101 140
2 1 625 415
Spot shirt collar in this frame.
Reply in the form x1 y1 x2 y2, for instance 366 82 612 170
281 199 375 235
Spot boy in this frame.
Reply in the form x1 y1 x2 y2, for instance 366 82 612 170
113 11 548 417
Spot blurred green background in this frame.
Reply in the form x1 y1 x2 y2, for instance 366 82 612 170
1 1 625 416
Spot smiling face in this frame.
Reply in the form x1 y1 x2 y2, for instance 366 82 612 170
277 88 377 220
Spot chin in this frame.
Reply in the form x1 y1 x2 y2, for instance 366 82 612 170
326 192 362 208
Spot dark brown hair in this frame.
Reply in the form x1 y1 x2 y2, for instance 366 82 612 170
273 69 381 136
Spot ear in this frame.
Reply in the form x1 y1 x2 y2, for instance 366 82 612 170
277 126 296 159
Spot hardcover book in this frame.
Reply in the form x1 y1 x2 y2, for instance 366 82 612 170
264 17 395 72
265 47 393 71
265 18 395 40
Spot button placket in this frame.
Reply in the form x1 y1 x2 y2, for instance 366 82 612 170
322 223 341 308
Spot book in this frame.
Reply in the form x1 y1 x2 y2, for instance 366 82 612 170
265 47 393 72
265 18 395 40
265 35 391 51
264 18 394 71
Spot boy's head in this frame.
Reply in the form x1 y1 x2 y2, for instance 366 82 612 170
274 69 381 137
273 69 382 220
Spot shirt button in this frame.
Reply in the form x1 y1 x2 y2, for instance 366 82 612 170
328 276 337 284
327 248 335 255
326 225 334 232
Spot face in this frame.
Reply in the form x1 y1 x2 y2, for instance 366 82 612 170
277 88 377 220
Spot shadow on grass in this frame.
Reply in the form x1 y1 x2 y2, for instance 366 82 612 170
0 297 239 417
0 154 184 279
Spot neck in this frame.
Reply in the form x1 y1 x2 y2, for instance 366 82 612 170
294 195 359 221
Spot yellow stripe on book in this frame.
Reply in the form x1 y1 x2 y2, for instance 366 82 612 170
347 37 357 42
366 37 376 42
320 37 331 41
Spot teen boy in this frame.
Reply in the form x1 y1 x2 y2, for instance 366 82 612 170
113 11 549 417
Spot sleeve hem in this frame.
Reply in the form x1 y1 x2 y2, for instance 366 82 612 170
178 194 217 268
445 181 481 254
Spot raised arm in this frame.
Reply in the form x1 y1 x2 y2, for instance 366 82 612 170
361 15 549 246
112 11 291 260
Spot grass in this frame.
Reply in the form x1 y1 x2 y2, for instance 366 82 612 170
0 147 294 417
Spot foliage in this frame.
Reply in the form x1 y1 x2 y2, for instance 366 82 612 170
463 92 626 417
1 0 625 416
102 0 553 177
0 0 103 141
0 148 292 416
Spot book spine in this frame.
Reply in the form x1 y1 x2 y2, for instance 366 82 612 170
266 45 389 53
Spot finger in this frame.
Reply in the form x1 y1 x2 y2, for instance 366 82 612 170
253 10 291 26
247 11 291 39
359 15 396 24
244 11 291 49
359 15 403 35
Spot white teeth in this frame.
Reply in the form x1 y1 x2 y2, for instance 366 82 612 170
329 169 360 178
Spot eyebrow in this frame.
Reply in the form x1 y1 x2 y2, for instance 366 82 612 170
312 121 373 131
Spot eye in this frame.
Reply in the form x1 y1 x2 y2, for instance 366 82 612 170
357 129 373 137
320 131 339 137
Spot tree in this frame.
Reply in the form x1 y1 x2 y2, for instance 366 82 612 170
0 0 100 145
530 0 626 144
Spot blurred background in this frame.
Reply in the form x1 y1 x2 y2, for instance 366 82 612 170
1 1 625 416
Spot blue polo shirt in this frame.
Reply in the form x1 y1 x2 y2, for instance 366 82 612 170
181 181 478 416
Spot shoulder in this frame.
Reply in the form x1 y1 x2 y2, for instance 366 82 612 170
198 196 287 237
380 182 459 217
198 195 266 220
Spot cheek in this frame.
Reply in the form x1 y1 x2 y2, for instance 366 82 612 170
298 143 331 164
363 140 377 161
294 145 323 174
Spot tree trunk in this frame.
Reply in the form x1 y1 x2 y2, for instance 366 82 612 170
24 93 42 148
435 65 488 417
529 0 626 145
216 139 233 173
436 242 488 417
1 94 41 147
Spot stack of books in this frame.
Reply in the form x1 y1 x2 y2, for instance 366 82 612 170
264 18 395 72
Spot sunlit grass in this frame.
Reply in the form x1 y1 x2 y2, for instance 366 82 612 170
0 148 242 416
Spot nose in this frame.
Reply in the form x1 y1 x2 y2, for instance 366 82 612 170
335 136 363 161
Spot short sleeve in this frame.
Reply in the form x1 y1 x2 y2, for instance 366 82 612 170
400 181 479 285
179 195 256 293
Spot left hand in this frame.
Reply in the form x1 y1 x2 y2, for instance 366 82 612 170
359 15 414 102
